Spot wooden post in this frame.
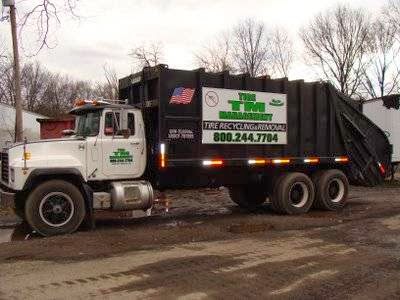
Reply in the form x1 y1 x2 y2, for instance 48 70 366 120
9 4 23 142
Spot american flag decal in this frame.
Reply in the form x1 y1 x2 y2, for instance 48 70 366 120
169 87 195 104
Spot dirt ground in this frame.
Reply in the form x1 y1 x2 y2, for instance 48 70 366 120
1 183 400 299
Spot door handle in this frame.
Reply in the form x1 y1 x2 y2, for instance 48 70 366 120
130 141 140 145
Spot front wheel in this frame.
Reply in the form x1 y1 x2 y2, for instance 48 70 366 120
25 180 86 236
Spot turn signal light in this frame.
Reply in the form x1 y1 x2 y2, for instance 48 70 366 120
203 160 223 166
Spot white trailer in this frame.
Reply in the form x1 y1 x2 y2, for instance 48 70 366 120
363 96 400 165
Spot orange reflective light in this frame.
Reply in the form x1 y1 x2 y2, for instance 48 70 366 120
160 143 166 168
304 158 319 164
248 159 267 165
335 157 349 163
160 155 166 168
203 160 223 166
272 159 290 164
23 152 31 160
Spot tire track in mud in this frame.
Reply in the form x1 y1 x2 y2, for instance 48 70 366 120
0 236 358 299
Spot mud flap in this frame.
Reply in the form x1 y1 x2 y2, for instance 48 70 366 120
82 183 95 230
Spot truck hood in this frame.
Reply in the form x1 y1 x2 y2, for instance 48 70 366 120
3 138 87 190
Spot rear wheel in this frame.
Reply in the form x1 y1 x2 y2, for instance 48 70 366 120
25 180 86 236
312 169 349 210
271 172 315 215
228 184 267 211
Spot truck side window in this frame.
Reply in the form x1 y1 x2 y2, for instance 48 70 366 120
127 113 135 135
104 112 120 136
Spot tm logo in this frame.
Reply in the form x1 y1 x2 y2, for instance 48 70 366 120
229 92 265 112
219 92 273 121
110 148 133 165
270 99 285 107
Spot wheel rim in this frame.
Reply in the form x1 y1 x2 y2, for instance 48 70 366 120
327 178 345 203
39 192 75 227
289 182 309 208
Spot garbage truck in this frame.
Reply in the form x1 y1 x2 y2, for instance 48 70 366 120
0 65 391 236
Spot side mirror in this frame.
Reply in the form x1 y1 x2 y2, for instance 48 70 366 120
118 129 131 139
62 129 75 137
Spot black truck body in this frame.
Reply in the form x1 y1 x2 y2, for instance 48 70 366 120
119 65 391 189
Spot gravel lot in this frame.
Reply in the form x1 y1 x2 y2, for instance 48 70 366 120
1 183 400 299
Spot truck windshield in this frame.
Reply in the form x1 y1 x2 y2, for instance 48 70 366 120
75 111 100 137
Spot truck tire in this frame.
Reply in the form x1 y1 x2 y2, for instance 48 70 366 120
24 180 86 236
312 169 349 210
228 184 267 211
271 172 315 215
269 174 287 213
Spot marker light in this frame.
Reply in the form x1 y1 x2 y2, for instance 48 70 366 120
272 159 290 164
203 160 223 166
304 158 319 164
74 99 86 107
23 152 31 160
377 162 386 175
160 143 166 168
248 159 267 165
335 157 349 163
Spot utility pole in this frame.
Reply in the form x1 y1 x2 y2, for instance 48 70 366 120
3 0 23 142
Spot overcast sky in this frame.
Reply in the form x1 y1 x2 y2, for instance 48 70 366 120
0 0 384 82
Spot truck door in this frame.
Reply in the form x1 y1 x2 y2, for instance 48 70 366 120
101 109 146 179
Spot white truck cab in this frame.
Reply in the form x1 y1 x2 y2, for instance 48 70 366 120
73 103 147 181
0 100 154 236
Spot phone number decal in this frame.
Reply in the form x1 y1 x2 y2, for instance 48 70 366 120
213 132 279 143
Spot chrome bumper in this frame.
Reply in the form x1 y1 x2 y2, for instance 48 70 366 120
0 186 15 209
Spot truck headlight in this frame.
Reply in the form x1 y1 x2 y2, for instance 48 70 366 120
10 168 15 183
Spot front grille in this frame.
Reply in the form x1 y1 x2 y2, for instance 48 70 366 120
1 152 9 183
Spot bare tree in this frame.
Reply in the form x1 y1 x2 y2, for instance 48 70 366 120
21 61 48 111
384 0 400 35
1 1 80 141
270 28 294 78
0 59 102 117
0 35 6 60
196 32 234 72
95 64 119 100
232 19 272 77
300 5 372 97
361 19 400 99
0 56 15 106
19 0 80 55
129 42 164 71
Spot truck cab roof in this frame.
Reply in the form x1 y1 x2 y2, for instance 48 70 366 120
69 102 136 115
